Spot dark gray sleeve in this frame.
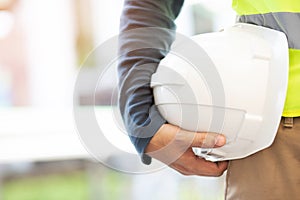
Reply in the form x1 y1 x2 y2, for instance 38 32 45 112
118 0 184 164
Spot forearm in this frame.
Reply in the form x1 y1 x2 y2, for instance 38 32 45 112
118 0 184 164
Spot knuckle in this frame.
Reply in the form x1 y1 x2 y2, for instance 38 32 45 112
214 171 223 177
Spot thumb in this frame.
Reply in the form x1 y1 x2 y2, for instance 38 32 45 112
190 132 226 148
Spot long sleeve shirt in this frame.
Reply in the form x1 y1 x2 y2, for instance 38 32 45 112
118 0 184 164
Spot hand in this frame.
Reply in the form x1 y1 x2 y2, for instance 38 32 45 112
145 124 228 177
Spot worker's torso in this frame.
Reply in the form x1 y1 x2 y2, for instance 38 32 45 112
232 0 300 117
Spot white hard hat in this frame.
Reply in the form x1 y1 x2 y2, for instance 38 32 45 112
151 23 289 161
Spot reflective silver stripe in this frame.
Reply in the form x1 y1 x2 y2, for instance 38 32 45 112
237 12 300 49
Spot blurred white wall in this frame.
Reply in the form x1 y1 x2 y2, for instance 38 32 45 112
22 0 76 108
91 0 124 45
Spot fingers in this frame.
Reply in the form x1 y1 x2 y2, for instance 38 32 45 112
196 159 228 177
182 130 226 148
167 148 227 177
147 124 227 151
216 161 229 174
146 124 227 164
145 123 229 177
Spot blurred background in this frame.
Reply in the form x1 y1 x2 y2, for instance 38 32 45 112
0 0 235 199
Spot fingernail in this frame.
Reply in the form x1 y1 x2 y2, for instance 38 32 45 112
215 135 226 146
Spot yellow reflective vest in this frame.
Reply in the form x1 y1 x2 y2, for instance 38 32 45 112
232 0 300 117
